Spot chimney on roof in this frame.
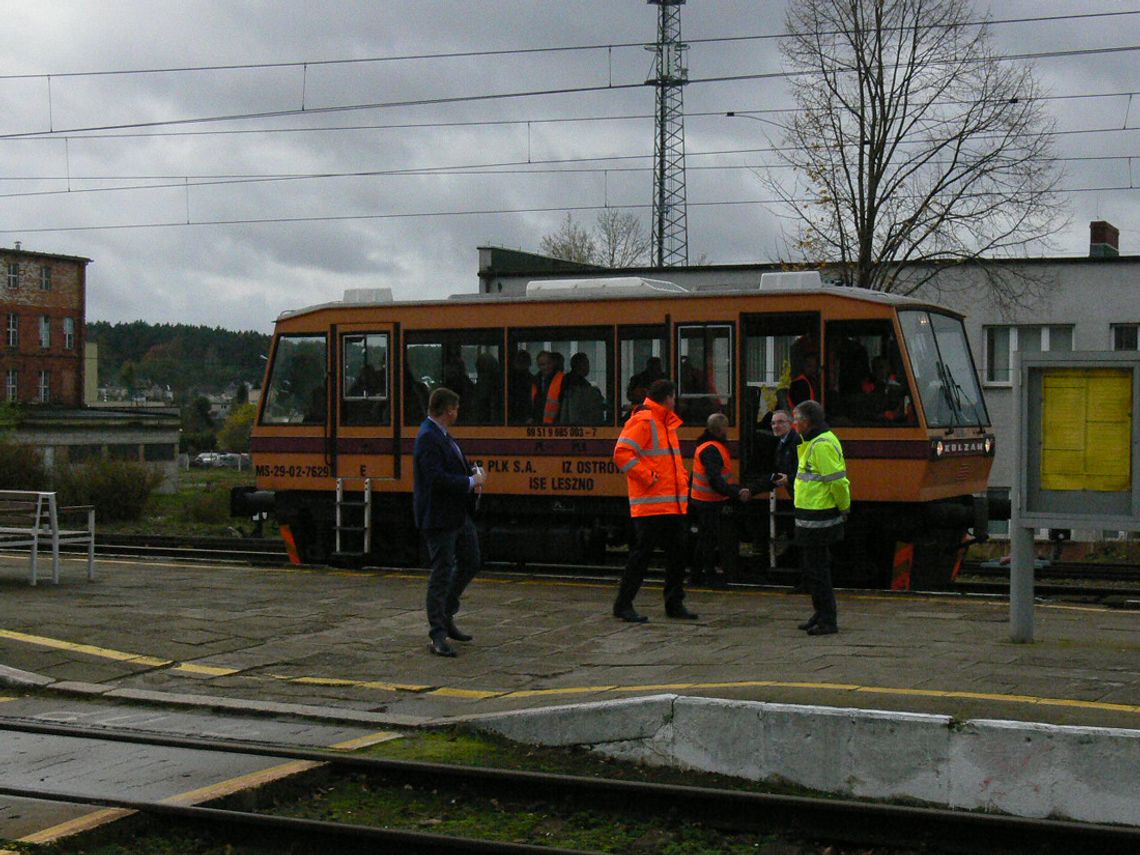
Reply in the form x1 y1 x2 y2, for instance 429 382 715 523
1089 221 1119 258
13 241 20 251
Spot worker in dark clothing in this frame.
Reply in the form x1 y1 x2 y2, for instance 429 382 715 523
689 413 751 588
770 408 802 573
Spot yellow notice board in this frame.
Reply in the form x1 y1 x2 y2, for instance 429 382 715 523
1041 368 1133 491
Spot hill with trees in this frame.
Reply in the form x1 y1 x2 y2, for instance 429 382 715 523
88 320 270 398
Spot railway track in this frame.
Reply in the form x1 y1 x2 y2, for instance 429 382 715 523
2 719 1136 854
41 535 1140 604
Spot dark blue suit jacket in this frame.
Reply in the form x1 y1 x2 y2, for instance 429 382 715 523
413 417 473 531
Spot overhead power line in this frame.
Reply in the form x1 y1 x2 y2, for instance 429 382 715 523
0 10 1133 80
0 88 1133 143
1 185 1134 236
2 44 1137 141
0 151 1134 202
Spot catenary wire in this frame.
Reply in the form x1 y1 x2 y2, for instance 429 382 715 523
1 44 1136 140
0 185 1134 235
0 10 1133 80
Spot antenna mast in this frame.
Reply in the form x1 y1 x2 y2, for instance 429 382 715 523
647 0 689 267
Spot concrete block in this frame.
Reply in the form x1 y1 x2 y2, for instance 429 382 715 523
467 694 677 746
0 665 53 687
48 681 112 696
670 699 951 803
948 719 1140 825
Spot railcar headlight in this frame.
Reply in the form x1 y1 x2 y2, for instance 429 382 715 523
933 439 945 458
983 436 995 455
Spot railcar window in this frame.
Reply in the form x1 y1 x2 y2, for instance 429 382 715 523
823 320 915 427
509 327 613 426
404 330 502 426
341 333 390 426
676 324 733 426
261 334 328 425
899 311 989 429
620 326 667 419
742 312 819 427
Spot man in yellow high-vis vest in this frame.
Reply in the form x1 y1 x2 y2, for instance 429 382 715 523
792 400 850 636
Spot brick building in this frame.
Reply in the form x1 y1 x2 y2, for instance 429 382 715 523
0 244 90 406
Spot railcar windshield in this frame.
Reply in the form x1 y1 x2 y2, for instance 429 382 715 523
260 334 328 425
898 310 989 429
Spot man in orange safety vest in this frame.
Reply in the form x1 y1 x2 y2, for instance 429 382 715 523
611 379 698 623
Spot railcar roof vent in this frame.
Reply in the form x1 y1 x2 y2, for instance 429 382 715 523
758 271 824 290
342 287 394 303
525 276 688 298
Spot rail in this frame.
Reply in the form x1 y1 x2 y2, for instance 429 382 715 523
0 490 95 585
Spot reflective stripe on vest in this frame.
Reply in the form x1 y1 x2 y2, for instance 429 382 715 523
614 402 688 517
691 439 737 503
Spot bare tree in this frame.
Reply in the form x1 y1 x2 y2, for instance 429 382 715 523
595 209 652 267
540 211 651 267
539 213 597 264
769 0 1065 311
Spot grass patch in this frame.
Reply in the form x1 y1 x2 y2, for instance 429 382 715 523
98 467 258 537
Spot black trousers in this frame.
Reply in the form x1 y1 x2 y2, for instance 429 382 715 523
423 516 481 641
800 542 838 629
615 514 687 612
689 500 723 577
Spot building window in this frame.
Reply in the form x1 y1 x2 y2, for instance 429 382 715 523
38 370 50 402
109 444 139 461
143 443 177 462
5 369 15 402
40 266 52 290
39 315 51 348
64 317 75 350
984 325 1073 384
6 263 17 288
1112 324 1139 351
5 314 16 347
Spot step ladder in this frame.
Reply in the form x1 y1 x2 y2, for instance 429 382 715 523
334 477 372 559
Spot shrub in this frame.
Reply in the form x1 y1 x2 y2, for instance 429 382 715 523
54 460 164 522
183 487 231 524
0 439 48 490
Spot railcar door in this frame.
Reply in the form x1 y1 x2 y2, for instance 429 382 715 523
740 311 820 478
333 321 400 480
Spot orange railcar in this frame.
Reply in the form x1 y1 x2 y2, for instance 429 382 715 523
235 276 996 587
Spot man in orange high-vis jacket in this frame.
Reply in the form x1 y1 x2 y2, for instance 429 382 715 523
611 379 698 623
531 350 565 424
689 413 751 588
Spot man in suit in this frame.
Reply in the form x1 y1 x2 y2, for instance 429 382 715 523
413 387 487 657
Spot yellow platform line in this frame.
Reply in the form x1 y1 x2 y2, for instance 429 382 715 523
0 629 171 668
4 627 1138 716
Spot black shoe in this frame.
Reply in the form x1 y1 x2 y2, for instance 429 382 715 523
429 637 457 657
666 606 699 620
798 617 819 631
806 624 838 636
613 607 648 623
446 620 473 642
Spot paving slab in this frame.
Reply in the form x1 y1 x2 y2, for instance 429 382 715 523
0 695 398 843
0 554 1137 731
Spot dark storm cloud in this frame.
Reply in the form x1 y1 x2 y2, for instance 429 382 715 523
0 1 1135 330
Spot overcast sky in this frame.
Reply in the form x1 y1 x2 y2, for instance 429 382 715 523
0 1 1135 333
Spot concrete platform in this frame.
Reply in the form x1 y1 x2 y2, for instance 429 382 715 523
1 553 1136 729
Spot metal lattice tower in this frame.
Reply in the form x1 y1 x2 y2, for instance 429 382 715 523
647 0 689 267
